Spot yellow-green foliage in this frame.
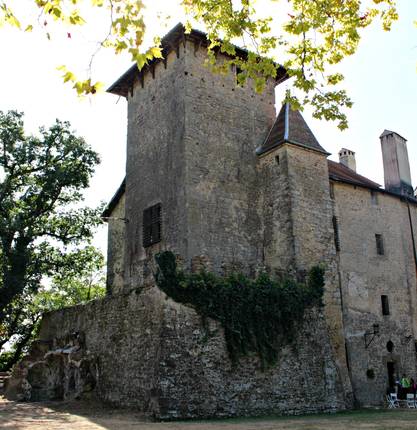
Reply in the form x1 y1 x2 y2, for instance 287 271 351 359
0 1 399 127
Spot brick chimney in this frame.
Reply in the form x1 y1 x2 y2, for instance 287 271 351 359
339 148 356 172
380 130 413 197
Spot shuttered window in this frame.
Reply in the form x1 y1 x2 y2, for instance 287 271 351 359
143 203 162 248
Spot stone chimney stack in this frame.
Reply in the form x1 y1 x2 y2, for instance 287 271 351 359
380 130 413 197
339 148 356 172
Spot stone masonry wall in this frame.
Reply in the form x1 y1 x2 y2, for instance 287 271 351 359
333 182 417 406
124 39 277 287
106 193 125 295
124 48 188 289
183 40 276 275
259 144 353 404
18 286 349 419
258 145 295 274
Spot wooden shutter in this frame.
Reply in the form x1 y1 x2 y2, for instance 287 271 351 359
143 203 162 247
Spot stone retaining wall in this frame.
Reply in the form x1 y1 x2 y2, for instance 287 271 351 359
6 286 351 419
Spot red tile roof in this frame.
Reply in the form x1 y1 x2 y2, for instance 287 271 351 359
328 160 381 190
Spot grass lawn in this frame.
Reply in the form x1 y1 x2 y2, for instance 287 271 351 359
1 397 417 429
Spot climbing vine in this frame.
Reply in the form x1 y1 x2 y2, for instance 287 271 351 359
155 251 325 368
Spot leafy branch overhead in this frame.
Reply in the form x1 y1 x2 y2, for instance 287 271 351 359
0 0 399 128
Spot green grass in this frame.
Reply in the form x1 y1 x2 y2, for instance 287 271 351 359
186 408 417 429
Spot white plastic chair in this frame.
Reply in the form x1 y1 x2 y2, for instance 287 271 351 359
387 393 400 408
406 394 416 408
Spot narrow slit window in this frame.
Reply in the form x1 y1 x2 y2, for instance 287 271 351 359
375 234 384 255
330 183 335 200
381 295 390 316
332 216 340 252
143 203 162 248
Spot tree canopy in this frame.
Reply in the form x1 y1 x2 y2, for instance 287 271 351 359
0 110 104 367
0 0 400 129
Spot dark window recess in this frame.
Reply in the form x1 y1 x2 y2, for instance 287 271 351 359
143 203 162 248
366 369 375 379
387 340 394 352
375 234 385 255
381 295 390 316
330 183 335 200
344 342 350 371
332 216 340 252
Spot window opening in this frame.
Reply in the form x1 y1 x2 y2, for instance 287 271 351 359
381 295 390 316
332 216 340 252
143 203 162 248
376 234 385 255
330 183 335 200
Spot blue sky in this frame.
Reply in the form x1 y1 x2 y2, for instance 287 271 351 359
0 1 416 254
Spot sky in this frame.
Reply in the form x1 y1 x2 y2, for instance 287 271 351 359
0 1 416 257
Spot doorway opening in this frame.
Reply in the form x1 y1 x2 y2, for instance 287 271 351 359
387 361 396 391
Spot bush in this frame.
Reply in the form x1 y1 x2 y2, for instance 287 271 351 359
0 350 15 372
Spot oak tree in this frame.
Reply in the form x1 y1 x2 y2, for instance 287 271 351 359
0 110 103 358
0 246 105 370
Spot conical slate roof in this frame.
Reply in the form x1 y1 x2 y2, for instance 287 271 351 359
256 102 328 156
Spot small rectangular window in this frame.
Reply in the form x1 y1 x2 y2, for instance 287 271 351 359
381 295 390 316
332 216 340 252
371 190 378 206
143 203 162 248
375 234 384 255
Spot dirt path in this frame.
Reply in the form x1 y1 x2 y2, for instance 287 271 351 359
2 396 417 430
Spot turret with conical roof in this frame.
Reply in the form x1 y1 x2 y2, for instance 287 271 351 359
257 102 349 397
256 102 328 156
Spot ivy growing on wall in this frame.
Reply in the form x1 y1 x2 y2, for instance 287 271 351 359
155 251 325 368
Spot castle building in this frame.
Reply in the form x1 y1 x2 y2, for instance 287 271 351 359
104 24 417 408
7 24 417 417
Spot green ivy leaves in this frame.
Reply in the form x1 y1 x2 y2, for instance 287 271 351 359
155 251 325 369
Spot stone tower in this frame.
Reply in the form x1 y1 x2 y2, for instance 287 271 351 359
257 102 332 273
108 24 287 289
257 102 353 402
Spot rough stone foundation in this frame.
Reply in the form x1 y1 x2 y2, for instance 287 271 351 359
6 286 351 419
